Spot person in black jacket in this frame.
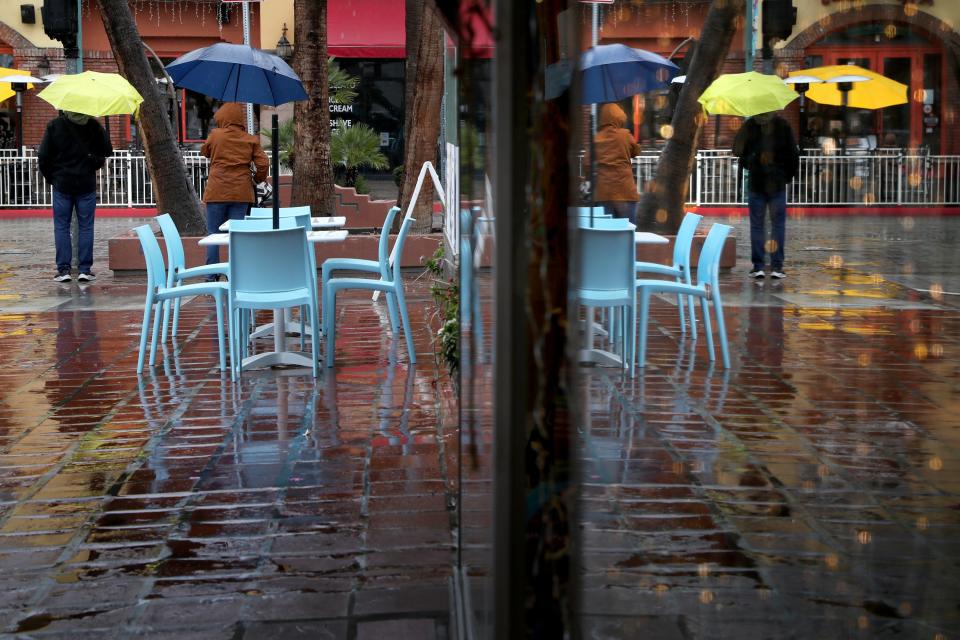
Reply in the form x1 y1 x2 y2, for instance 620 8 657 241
733 112 799 280
38 111 113 282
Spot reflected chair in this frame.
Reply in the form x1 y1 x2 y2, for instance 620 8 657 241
634 223 732 370
574 223 637 374
133 224 228 373
155 213 229 341
228 226 320 379
634 211 702 334
323 214 415 367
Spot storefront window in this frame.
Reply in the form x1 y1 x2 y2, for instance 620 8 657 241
335 59 405 167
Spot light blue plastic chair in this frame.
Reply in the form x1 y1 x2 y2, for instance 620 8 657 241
635 211 703 334
231 215 318 351
571 206 610 218
574 224 637 375
635 223 732 370
228 226 320 379
155 213 229 342
249 206 312 218
323 215 416 367
133 225 228 373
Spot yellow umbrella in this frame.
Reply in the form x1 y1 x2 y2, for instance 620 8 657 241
37 71 143 117
698 71 799 117
790 65 907 109
0 67 35 103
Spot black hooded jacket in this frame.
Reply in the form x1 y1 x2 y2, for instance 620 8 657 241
733 115 799 196
38 114 113 195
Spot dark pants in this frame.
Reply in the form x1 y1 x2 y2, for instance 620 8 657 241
748 189 786 271
53 189 96 273
599 201 638 225
205 202 250 264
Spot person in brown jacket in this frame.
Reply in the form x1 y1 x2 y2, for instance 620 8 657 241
201 102 269 270
594 103 640 223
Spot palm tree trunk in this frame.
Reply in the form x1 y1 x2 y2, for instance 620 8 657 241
291 0 334 215
97 0 205 235
638 0 745 232
400 0 444 234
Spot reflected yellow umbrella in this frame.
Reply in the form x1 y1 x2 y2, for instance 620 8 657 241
698 71 799 117
37 71 143 117
789 65 907 109
0 67 35 103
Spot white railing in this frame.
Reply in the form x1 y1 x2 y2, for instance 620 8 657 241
577 150 960 207
0 151 288 208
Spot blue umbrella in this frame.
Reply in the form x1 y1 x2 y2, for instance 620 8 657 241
167 43 307 229
166 43 306 105
580 44 679 105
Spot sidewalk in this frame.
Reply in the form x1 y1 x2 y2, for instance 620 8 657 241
0 215 957 637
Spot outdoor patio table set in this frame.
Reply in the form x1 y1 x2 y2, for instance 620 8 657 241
133 204 416 379
575 209 732 373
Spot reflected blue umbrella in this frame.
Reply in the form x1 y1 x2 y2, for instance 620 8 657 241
579 45 679 225
166 43 307 229
580 44 679 105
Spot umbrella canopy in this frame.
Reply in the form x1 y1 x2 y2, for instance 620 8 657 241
166 42 307 106
580 44 679 104
0 67 36 102
698 71 799 117
789 65 907 109
37 71 143 116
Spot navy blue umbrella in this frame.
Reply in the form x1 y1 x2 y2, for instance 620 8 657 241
167 43 307 228
580 44 679 105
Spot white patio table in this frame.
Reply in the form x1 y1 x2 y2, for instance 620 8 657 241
219 216 346 231
580 231 670 368
199 229 348 370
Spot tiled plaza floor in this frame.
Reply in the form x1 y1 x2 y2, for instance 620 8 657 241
0 215 958 638
0 217 457 638
574 216 960 639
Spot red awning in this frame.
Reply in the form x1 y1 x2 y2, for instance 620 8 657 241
328 0 406 58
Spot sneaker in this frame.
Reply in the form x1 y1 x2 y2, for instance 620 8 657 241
53 271 72 282
748 269 765 279
77 272 96 282
204 275 220 283
770 270 786 279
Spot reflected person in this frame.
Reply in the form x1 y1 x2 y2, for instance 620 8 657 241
733 111 799 280
594 103 641 224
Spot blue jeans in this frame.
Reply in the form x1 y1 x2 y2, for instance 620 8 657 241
599 201 638 225
205 202 250 264
747 189 786 271
53 189 97 273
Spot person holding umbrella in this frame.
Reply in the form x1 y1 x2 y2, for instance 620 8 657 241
594 102 641 223
38 110 113 282
732 110 799 280
200 102 269 274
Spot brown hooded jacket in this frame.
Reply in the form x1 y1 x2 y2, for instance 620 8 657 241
594 103 641 202
200 103 269 203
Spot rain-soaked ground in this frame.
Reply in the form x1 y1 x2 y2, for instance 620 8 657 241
0 214 958 638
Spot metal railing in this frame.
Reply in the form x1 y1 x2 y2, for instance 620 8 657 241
577 150 960 207
0 151 289 208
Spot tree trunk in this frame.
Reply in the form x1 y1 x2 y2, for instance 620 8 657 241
97 0 205 235
291 0 334 215
400 0 444 234
638 0 745 232
398 0 423 209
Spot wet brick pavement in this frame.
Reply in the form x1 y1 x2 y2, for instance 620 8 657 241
0 217 457 638
576 216 960 638
0 215 959 638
